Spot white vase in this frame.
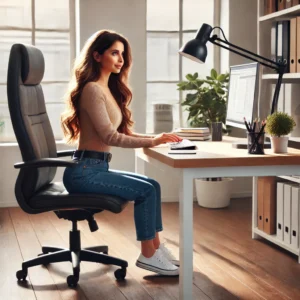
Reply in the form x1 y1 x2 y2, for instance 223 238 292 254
270 136 289 153
195 178 233 208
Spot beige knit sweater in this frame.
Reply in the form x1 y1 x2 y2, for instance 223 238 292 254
78 82 155 152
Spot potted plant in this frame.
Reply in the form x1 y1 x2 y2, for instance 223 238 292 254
177 69 232 209
177 68 229 141
265 112 296 153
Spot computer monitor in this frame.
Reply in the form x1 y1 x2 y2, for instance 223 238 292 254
226 62 259 129
225 62 270 149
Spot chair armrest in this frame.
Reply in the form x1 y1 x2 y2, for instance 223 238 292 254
14 158 76 169
56 150 75 157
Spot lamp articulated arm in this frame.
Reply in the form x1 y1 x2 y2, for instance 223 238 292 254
209 34 286 114
180 23 287 114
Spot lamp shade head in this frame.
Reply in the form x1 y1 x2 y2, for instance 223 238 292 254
179 23 213 64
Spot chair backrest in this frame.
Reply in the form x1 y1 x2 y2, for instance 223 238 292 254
7 44 58 209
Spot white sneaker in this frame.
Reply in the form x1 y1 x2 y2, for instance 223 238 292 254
136 248 179 276
159 243 180 266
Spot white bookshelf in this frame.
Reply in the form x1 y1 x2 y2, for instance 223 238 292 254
253 228 299 255
262 73 300 82
254 1 300 262
259 4 300 22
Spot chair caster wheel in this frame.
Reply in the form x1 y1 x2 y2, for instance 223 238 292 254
16 270 27 281
67 275 79 288
114 267 126 280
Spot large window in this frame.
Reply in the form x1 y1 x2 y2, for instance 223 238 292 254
146 0 215 133
0 0 71 141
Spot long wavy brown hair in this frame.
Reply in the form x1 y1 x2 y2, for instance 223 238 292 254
61 30 134 144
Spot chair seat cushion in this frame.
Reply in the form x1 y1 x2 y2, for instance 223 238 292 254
29 182 129 213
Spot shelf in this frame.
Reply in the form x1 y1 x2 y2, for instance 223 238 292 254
262 73 300 82
253 228 299 255
259 5 300 22
277 175 300 183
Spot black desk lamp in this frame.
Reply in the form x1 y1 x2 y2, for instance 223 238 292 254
179 23 287 115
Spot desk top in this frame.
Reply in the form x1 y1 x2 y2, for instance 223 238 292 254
136 136 300 168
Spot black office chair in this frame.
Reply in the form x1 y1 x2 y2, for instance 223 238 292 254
7 44 129 287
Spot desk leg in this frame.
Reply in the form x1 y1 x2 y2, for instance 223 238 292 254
252 176 260 239
179 169 194 300
135 154 145 175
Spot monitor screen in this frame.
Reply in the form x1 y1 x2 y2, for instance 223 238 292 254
226 62 259 129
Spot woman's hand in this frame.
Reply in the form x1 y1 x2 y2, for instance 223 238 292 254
153 132 183 146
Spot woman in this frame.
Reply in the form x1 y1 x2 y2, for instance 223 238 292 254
61 30 182 276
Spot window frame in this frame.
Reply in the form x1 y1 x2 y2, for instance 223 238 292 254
146 0 220 132
0 0 74 142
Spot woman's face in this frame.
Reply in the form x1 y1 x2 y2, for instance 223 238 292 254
97 41 124 74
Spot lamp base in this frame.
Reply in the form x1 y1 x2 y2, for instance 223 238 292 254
231 140 271 149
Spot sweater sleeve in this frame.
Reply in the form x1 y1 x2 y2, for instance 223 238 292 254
80 83 155 148
129 130 156 138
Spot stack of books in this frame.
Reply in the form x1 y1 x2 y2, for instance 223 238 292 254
173 127 210 141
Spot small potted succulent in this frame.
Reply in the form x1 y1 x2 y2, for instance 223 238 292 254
265 112 296 153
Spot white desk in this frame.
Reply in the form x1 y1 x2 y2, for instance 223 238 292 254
135 136 300 300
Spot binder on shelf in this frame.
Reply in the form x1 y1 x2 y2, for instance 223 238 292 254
296 17 300 72
263 177 276 235
277 182 284 241
264 0 278 14
291 186 300 248
290 18 297 73
292 0 300 6
276 22 283 64
286 0 292 7
278 0 286 10
271 22 277 63
283 183 292 244
282 21 290 73
257 178 264 230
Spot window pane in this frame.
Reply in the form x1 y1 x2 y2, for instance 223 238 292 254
147 32 179 81
147 0 179 31
35 31 70 82
42 82 68 103
183 0 214 30
46 103 65 140
35 0 69 30
146 83 179 133
0 104 15 142
181 32 214 79
0 0 31 28
0 30 32 83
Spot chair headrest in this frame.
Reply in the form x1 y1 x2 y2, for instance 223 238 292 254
12 44 45 85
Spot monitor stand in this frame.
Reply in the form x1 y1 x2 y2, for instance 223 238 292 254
231 140 271 149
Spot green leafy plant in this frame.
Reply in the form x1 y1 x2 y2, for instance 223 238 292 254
0 120 4 134
265 112 296 137
177 68 229 128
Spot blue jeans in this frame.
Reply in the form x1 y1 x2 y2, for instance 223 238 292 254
63 157 163 241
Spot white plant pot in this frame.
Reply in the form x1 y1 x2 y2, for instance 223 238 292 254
270 136 289 153
195 178 233 208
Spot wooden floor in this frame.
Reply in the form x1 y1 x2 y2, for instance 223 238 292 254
1 199 300 300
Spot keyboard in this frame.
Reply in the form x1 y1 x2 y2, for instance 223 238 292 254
169 139 196 150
